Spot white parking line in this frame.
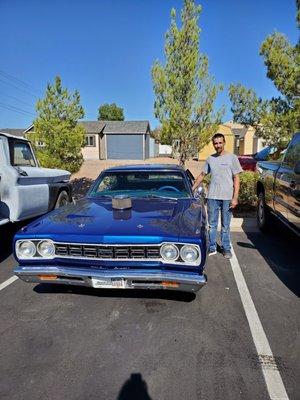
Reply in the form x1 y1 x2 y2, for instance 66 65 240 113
0 275 18 291
230 247 289 400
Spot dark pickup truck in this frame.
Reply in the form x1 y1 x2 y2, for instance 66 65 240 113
256 132 300 235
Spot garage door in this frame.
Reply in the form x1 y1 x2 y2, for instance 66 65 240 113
106 134 143 160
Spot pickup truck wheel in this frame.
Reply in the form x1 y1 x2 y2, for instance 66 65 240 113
257 193 271 232
54 190 69 209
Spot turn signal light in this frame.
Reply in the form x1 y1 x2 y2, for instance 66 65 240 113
38 275 57 281
161 281 179 288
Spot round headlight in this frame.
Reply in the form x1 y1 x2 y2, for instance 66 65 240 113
160 243 179 261
180 245 199 263
17 241 36 258
37 240 55 258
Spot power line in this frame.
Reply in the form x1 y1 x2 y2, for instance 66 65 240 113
0 102 36 117
0 106 33 118
0 77 39 99
0 70 41 97
0 105 35 118
0 91 34 108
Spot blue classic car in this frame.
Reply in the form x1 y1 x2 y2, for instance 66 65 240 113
14 165 208 293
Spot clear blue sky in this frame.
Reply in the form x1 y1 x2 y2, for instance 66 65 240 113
0 0 298 129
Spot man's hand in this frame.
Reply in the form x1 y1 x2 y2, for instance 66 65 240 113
192 172 205 192
231 197 238 209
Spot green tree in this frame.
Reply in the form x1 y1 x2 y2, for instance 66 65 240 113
151 126 162 142
98 103 124 121
30 76 85 173
152 0 224 165
229 1 300 150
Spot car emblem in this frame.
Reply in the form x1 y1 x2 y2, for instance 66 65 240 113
137 224 143 229
78 223 85 228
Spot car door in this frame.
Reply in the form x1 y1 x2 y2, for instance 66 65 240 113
8 139 49 220
284 134 300 230
272 158 291 220
0 137 5 215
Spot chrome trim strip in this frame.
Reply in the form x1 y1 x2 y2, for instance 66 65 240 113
15 240 202 266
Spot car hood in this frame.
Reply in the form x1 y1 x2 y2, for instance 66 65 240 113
17 167 70 184
18 197 205 244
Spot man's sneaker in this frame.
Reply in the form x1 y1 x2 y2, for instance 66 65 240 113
208 249 217 256
223 250 232 259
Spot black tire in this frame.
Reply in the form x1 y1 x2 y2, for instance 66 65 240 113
257 192 271 232
54 190 69 209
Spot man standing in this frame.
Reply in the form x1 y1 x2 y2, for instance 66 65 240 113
192 133 243 259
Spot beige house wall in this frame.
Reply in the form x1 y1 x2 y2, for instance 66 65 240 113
198 125 234 160
242 128 255 155
81 134 99 160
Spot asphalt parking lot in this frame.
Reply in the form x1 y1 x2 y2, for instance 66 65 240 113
0 223 299 400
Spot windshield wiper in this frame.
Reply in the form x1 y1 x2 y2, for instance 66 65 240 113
143 194 178 200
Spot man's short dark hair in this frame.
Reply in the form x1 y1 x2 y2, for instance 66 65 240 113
212 133 225 142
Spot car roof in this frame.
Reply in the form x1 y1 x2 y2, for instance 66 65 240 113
104 164 186 173
0 131 29 141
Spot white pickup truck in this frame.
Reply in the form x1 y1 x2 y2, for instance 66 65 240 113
0 132 72 226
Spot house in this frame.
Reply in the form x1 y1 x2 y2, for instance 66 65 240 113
79 120 151 160
198 124 234 160
25 120 152 160
225 122 264 155
198 122 264 160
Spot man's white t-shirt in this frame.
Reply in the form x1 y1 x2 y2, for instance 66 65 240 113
202 152 243 200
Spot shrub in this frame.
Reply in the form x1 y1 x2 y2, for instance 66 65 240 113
238 171 259 209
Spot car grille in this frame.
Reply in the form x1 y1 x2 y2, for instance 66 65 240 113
55 244 160 260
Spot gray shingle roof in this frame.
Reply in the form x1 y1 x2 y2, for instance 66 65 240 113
103 120 150 134
79 120 150 135
18 121 151 136
78 121 106 133
0 128 25 137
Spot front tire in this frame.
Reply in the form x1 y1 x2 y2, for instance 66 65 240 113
54 190 69 209
257 192 271 232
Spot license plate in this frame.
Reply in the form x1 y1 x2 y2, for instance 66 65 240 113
91 277 126 289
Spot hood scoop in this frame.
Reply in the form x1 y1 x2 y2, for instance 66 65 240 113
112 195 132 210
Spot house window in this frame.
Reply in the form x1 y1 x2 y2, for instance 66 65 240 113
85 135 96 147
35 140 45 147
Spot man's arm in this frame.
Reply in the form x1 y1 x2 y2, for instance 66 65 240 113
231 174 240 208
192 172 206 191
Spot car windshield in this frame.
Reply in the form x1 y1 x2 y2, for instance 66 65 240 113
89 171 191 199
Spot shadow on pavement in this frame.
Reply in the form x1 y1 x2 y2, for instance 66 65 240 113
117 373 152 400
240 225 299 297
0 222 27 263
33 284 197 302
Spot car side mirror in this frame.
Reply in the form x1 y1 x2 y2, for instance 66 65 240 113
294 160 300 175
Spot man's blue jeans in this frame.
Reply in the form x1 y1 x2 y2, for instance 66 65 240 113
207 199 232 252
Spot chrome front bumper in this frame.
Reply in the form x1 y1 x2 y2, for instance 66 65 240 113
14 265 207 293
